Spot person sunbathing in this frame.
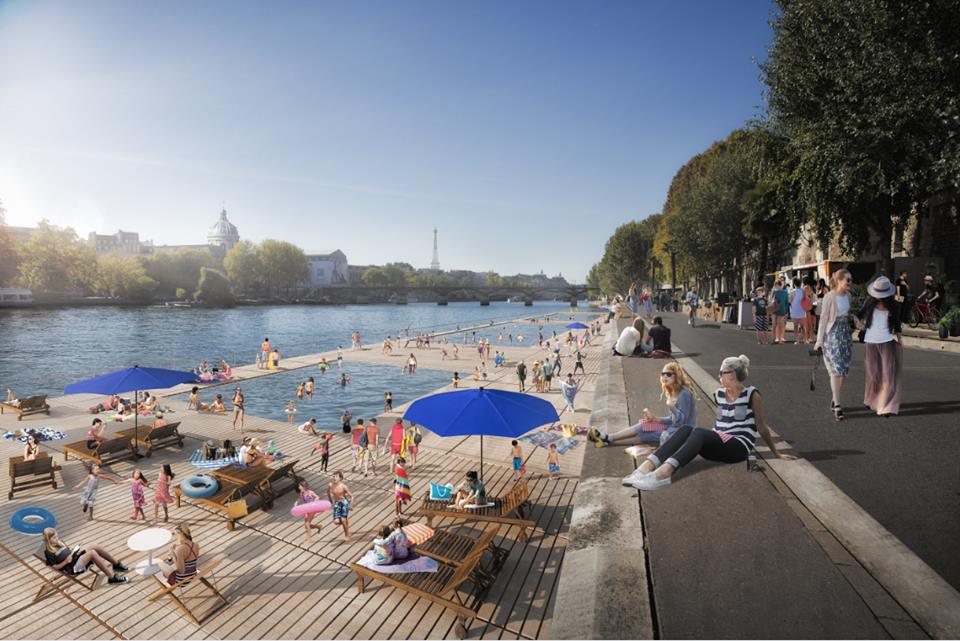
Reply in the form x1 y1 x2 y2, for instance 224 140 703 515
218 360 233 379
200 394 226 413
138 394 159 414
454 471 486 510
87 395 119 414
153 412 167 428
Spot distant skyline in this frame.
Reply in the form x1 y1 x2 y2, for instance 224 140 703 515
0 0 775 281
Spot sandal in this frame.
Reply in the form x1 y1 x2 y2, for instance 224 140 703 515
833 405 844 422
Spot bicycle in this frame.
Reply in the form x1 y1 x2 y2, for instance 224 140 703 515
907 299 940 330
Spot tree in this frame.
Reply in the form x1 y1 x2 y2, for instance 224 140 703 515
17 221 98 293
127 276 159 303
194 267 235 306
144 248 216 298
0 203 20 286
94 253 150 299
593 219 658 295
256 240 308 297
763 0 960 277
223 240 261 296
361 266 389 287
381 264 412 289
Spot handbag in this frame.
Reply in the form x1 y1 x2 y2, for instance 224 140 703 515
801 296 813 312
226 490 248 520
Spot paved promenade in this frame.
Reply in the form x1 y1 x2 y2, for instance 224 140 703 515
0 312 603 639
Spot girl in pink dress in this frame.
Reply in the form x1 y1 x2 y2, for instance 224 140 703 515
121 470 151 521
153 464 176 524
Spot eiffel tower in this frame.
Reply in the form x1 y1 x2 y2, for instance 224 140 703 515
430 227 440 271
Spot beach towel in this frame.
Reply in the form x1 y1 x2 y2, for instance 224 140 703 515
554 437 581 455
519 430 563 449
3 427 66 443
355 551 439 574
188 450 239 470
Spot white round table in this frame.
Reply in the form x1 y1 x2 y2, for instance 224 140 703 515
126 527 172 576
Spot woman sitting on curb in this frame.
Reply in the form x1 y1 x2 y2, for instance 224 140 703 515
588 363 697 478
628 355 796 491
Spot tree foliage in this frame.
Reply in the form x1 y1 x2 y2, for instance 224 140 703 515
223 240 261 295
194 267 235 306
17 221 98 293
94 253 149 299
144 248 217 298
0 204 19 286
763 0 960 274
361 266 389 287
256 240 308 296
592 218 660 295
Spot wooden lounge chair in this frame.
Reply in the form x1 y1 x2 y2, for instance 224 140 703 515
417 479 536 542
149 556 228 625
114 421 183 457
62 436 135 466
351 546 487 639
259 459 300 509
8 453 58 500
417 526 507 574
174 477 262 531
0 395 50 421
31 546 100 602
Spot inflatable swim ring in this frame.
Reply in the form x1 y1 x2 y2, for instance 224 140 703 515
180 475 219 499
291 500 331 518
9 507 56 535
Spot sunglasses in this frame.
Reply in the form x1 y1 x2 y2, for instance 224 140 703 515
660 371 675 377
719 369 734 376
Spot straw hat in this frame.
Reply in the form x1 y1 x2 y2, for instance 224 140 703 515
867 276 896 299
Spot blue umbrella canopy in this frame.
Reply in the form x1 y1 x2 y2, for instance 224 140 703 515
565 322 589 329
403 388 558 439
64 366 198 396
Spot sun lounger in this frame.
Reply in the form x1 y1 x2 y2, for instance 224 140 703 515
0 395 50 421
114 421 183 457
417 479 536 542
62 436 136 466
351 545 487 639
8 453 58 500
417 526 507 578
149 556 228 625
259 459 300 509
176 466 274 531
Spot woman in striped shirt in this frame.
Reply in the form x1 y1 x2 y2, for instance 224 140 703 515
630 354 795 491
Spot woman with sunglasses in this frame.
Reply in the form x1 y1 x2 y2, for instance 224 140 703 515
629 354 796 491
588 363 697 459
815 269 862 421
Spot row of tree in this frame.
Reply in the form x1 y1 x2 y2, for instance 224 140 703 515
590 0 960 295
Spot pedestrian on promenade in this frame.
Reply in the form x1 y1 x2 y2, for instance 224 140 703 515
362 418 379 477
406 423 421 469
295 480 323 543
395 457 411 515
511 441 525 480
628 283 639 316
542 358 555 392
857 276 903 417
752 285 771 344
589 362 696 457
153 464 175 524
390 417 405 466
327 472 355 542
350 419 364 471
770 280 789 343
573 351 585 374
815 269 860 422
642 287 654 317
802 277 817 343
895 270 911 323
629 355 796 491
516 361 527 392
231 387 245 432
789 277 809 343
259 338 270 370
547 443 560 478
120 469 150 521
560 374 581 414
685 288 699 327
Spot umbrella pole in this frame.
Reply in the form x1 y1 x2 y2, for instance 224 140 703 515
480 435 484 484
133 391 140 456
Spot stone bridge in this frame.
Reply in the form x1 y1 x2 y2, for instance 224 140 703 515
303 284 598 306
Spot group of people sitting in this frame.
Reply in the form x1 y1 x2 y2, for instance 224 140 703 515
370 519 416 565
613 316 672 358
192 359 233 383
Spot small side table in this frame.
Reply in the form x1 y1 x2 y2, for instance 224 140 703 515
127 527 172 576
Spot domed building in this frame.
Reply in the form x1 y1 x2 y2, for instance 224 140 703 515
207 209 240 251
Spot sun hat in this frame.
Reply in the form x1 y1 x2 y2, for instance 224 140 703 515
867 276 896 299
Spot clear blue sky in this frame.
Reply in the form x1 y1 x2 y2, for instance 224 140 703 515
0 0 774 281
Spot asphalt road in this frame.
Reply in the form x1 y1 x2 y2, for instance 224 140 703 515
656 311 960 591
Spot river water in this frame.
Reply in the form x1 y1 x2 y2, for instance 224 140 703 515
0 302 589 412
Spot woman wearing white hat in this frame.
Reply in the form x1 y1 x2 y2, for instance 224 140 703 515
856 276 903 417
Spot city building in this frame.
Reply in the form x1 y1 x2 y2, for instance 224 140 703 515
304 250 349 286
87 230 151 256
151 208 241 260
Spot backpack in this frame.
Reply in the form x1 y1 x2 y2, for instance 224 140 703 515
359 430 369 448
413 430 422 445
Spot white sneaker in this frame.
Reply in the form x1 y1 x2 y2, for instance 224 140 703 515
621 467 651 486
632 474 672 491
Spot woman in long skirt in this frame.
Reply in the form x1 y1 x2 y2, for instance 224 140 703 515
815 269 861 421
857 276 903 416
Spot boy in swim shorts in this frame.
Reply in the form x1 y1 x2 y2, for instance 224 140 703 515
511 440 525 480
327 472 355 541
547 443 560 478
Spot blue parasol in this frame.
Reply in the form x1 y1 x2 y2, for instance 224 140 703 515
403 387 558 481
65 365 198 455
565 322 589 329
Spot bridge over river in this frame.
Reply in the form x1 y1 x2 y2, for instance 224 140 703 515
303 283 599 306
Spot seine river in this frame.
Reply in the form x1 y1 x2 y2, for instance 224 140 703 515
1 301 587 425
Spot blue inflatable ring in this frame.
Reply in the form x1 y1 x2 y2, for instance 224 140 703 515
10 507 56 536
180 475 219 499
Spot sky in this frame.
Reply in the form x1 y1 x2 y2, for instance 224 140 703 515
0 0 775 281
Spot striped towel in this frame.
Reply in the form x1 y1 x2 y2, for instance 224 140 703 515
640 420 667 433
188 450 239 469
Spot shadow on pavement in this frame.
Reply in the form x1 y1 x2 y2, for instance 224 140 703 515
798 448 867 462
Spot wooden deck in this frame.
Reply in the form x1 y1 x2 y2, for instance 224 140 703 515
0 313 604 639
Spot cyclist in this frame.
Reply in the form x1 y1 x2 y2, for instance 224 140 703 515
917 274 944 314
685 288 700 327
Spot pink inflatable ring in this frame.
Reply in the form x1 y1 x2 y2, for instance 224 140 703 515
291 500 332 518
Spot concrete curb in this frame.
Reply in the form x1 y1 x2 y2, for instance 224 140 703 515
673 342 960 640
552 322 654 640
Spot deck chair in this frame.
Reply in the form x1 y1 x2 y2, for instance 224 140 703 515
417 479 536 541
0 395 50 421
149 557 228 625
260 459 300 509
175 477 261 531
8 453 58 500
114 421 183 457
351 546 487 639
62 436 135 466
31 547 100 603
417 526 507 574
